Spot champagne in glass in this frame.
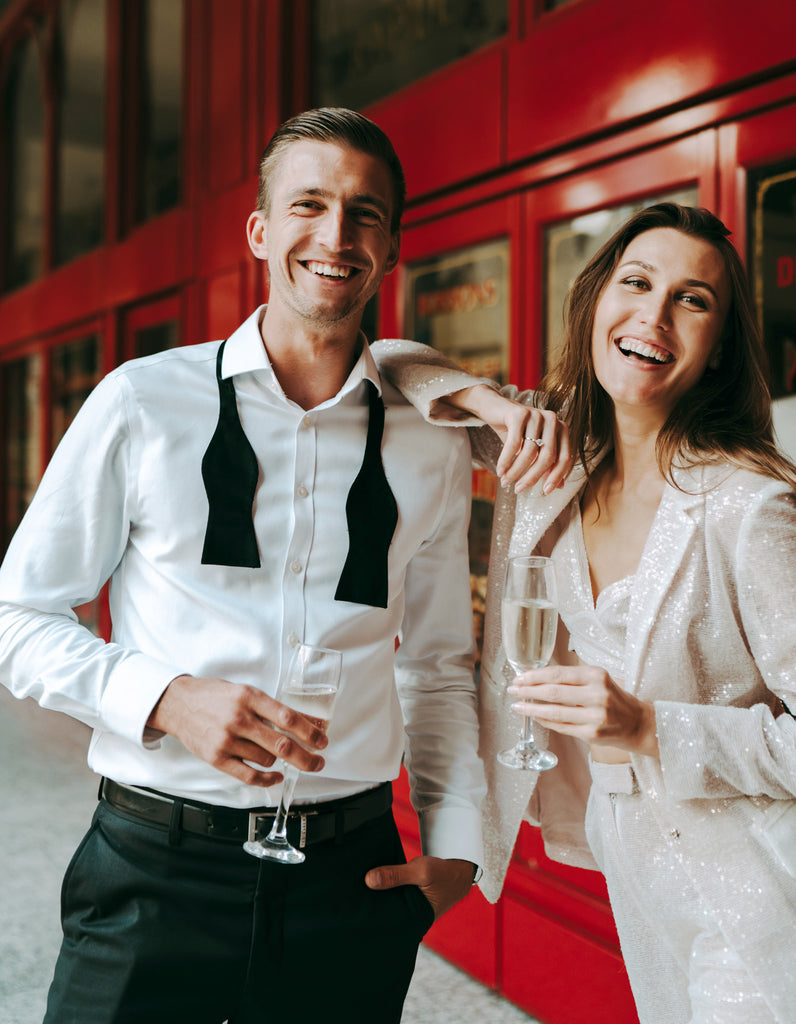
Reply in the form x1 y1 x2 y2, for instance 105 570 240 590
499 555 558 771
243 643 342 864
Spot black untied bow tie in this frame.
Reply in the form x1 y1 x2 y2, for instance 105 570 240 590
200 339 398 608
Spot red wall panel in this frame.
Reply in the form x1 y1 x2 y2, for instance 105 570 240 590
502 896 638 1024
204 266 247 342
367 46 505 202
207 0 249 194
507 0 796 167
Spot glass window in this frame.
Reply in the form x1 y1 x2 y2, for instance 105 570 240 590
50 335 100 451
405 238 510 383
4 32 45 289
311 0 508 110
405 237 510 672
0 354 42 557
749 161 796 400
134 0 182 222
543 186 699 370
56 0 106 265
132 319 179 359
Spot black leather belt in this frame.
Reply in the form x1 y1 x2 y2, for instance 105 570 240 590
100 778 393 848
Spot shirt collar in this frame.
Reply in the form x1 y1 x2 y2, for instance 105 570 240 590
220 305 383 401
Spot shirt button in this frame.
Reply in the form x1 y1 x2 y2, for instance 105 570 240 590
287 633 299 647
302 415 313 428
290 560 302 574
297 484 309 498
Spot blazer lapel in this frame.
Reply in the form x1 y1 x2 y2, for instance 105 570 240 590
624 473 704 694
508 464 590 558
478 459 595 902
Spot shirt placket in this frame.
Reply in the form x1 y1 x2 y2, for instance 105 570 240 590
282 410 317 660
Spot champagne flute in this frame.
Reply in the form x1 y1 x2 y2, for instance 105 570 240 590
498 555 558 771
243 643 342 864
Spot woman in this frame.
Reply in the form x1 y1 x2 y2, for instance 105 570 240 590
373 204 796 1023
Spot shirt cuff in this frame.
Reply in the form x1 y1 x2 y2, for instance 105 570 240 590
99 653 185 749
417 804 484 869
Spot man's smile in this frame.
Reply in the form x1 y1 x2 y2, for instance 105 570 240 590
301 260 358 280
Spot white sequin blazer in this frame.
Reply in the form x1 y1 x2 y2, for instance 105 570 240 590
373 341 796 1021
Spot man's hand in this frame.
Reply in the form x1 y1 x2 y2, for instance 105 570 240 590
147 674 329 787
364 856 476 920
443 384 572 494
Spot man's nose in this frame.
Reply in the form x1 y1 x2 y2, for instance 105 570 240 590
318 209 352 251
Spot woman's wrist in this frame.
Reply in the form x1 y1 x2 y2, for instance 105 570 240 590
445 382 501 417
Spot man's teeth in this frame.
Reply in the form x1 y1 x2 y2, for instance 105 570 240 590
305 261 352 279
617 339 673 364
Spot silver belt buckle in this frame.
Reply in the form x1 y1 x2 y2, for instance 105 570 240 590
247 810 274 843
246 808 319 845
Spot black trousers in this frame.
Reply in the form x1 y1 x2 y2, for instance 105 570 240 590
44 799 434 1023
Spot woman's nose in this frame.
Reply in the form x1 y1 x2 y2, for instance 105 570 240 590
638 290 671 330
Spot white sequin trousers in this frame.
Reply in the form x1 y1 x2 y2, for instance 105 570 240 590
584 760 776 1024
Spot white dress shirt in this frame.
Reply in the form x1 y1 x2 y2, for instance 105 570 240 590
0 307 485 864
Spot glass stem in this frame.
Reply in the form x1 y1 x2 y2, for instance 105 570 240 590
519 712 536 751
267 764 300 842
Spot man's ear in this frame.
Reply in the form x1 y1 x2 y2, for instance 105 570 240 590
385 229 401 275
246 211 268 262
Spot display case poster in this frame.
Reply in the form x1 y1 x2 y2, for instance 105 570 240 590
406 239 509 670
406 238 509 383
751 165 796 398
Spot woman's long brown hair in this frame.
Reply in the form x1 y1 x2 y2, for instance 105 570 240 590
537 203 796 488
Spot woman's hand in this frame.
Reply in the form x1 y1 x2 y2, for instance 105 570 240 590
508 664 659 757
445 384 572 493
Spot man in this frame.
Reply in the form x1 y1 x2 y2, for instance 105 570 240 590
0 109 485 1023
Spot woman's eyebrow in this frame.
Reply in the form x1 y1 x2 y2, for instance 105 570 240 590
618 259 719 299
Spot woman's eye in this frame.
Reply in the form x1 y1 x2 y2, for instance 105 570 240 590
621 276 648 290
680 293 707 309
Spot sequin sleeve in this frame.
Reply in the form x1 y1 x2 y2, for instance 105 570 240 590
371 338 538 473
655 476 796 802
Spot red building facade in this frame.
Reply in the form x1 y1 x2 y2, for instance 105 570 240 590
1 2 795 1021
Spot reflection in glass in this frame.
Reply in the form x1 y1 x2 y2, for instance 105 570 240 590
749 162 796 399
311 0 508 109
5 32 45 289
56 0 106 265
1 355 42 556
133 320 179 359
406 239 509 384
543 186 698 371
50 336 100 451
136 0 182 222
406 238 510 673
